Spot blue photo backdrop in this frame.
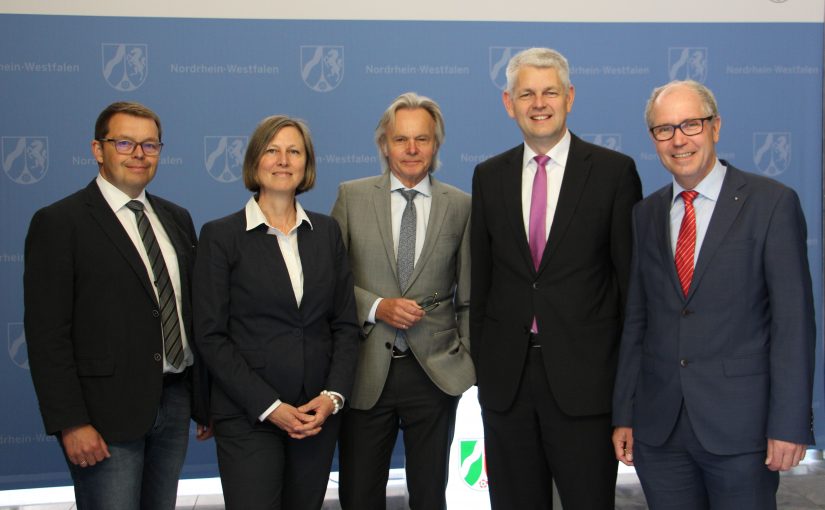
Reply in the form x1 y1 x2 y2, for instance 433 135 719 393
0 14 822 489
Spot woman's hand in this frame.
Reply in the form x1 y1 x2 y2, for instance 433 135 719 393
266 403 320 439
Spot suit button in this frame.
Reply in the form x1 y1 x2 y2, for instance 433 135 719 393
154 353 162 362
385 342 392 350
680 359 688 367
152 309 160 318
532 282 539 290
681 309 693 317
293 328 302 337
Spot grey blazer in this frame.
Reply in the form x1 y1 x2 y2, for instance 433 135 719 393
331 173 475 410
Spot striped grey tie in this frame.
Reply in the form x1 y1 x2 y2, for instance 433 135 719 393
394 189 418 352
126 200 184 369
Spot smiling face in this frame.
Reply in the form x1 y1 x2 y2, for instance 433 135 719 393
503 65 575 155
92 113 159 198
383 108 437 188
255 126 306 198
649 84 721 190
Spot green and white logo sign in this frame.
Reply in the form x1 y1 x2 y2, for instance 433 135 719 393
459 439 488 490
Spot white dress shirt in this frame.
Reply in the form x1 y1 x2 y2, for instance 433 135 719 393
367 173 433 323
669 159 727 265
521 130 571 241
245 196 312 307
243 197 344 420
95 174 193 373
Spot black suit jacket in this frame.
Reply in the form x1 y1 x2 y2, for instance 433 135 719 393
24 180 209 443
470 134 642 415
193 208 359 426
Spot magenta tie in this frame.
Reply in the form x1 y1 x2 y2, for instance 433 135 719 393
529 154 550 332
529 155 550 270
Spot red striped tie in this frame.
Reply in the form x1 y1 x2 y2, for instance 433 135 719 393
674 190 699 297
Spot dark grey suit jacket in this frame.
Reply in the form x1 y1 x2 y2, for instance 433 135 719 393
612 163 815 454
24 180 209 442
193 207 359 426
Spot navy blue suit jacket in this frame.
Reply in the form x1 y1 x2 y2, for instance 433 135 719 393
193 207 359 426
613 163 815 454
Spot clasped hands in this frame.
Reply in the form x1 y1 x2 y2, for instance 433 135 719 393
266 395 336 439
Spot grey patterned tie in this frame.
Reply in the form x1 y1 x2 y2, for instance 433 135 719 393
126 200 184 369
395 189 418 352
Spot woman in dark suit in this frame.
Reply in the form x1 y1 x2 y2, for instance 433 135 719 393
193 115 359 510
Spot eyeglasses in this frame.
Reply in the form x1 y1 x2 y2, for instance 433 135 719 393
417 292 441 312
649 116 714 142
97 138 164 156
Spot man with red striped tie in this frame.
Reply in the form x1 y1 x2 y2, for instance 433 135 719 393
612 80 815 510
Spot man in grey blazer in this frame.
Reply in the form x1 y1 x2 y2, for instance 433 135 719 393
331 92 474 510
612 80 815 510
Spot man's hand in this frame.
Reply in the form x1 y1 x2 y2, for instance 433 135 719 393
612 426 634 466
376 298 425 330
765 438 806 471
61 424 110 468
195 422 214 441
266 403 321 440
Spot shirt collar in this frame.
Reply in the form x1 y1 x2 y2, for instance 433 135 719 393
389 172 432 197
522 129 571 170
245 196 313 233
96 173 150 213
671 158 727 205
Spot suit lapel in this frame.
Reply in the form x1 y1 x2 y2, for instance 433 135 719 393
371 173 398 281
500 145 536 273
148 195 192 301
652 185 685 298
295 220 318 312
539 134 591 273
248 220 300 311
688 166 747 299
83 181 157 304
405 175 448 293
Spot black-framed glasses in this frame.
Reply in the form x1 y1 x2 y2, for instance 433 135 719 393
97 138 164 156
649 115 714 142
417 292 440 312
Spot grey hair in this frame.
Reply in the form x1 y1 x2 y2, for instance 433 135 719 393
505 47 571 95
644 80 719 128
374 92 445 173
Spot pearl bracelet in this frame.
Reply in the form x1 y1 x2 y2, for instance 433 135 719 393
321 390 342 414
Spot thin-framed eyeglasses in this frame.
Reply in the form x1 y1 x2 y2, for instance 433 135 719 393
97 138 164 156
417 292 440 312
649 115 714 142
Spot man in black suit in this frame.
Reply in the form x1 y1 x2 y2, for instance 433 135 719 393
24 102 210 510
470 47 642 509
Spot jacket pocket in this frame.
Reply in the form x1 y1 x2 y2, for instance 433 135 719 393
76 358 114 376
723 353 769 377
